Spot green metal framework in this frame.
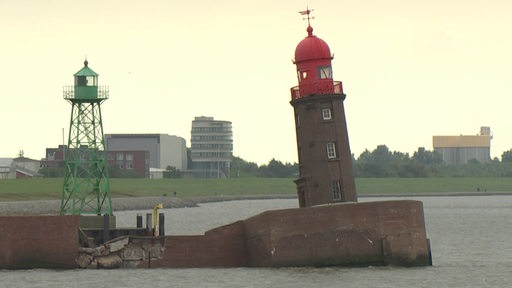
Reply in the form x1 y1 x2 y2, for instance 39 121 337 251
61 62 112 215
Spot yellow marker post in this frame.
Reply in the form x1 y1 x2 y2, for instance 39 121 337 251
153 203 163 236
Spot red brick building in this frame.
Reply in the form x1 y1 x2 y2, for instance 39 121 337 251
43 146 149 178
106 150 149 178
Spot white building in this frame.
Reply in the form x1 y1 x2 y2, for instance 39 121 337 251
105 134 187 170
190 116 233 178
0 158 15 179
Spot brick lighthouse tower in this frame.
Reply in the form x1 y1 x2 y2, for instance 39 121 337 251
290 10 357 207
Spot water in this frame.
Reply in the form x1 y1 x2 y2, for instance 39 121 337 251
2 196 512 287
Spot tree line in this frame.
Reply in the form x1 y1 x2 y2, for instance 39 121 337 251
233 145 512 178
353 145 512 177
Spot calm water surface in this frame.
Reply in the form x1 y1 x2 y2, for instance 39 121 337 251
2 196 511 287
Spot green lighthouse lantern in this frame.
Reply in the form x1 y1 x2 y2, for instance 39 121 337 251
61 60 112 215
74 60 99 99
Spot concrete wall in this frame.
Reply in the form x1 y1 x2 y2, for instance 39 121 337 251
0 216 80 269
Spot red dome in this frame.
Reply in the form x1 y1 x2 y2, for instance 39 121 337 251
294 26 332 63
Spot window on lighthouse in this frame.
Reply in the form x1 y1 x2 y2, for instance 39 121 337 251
326 142 337 159
332 180 342 201
297 70 308 82
75 76 97 86
322 108 332 120
318 66 332 79
76 76 87 86
86 76 97 86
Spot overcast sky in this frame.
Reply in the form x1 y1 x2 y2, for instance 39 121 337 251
2 0 511 165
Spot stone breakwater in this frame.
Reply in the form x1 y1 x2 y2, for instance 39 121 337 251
0 195 295 216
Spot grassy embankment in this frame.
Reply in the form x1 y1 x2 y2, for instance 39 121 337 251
0 177 511 202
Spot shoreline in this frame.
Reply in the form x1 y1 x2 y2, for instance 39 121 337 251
0 192 511 216
0 195 296 216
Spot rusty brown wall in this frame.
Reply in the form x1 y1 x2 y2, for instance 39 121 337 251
0 215 80 269
244 200 430 267
146 220 247 268
0 201 430 269
144 200 430 268
376 200 431 265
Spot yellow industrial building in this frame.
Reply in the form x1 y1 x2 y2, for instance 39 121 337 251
433 127 492 165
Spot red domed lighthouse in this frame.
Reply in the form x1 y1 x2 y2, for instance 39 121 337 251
290 10 357 207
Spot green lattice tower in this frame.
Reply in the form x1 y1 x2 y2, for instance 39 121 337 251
61 60 112 215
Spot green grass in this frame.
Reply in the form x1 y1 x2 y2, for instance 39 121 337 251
355 177 512 195
0 178 297 201
0 177 511 202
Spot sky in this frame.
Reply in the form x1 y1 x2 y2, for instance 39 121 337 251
1 0 512 165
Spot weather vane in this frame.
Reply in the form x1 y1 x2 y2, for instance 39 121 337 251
299 7 314 26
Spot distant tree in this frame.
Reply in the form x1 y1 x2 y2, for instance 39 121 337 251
258 158 298 178
501 149 512 163
186 148 193 170
163 165 182 178
412 147 443 165
230 156 259 177
354 145 445 177
354 145 401 177
407 147 444 177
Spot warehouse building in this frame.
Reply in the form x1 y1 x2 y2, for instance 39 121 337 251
433 127 492 165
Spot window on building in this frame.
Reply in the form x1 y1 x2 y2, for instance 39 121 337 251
116 153 124 169
125 154 134 169
326 142 337 159
318 65 332 79
332 180 342 201
322 108 332 120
